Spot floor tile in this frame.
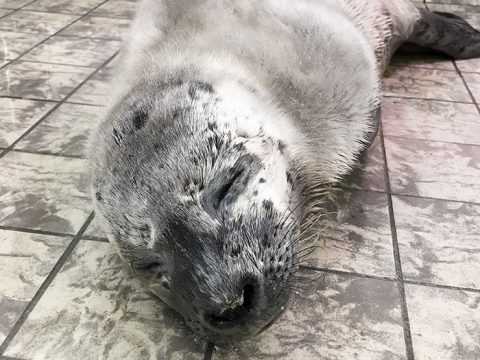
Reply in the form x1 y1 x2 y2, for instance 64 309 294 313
0 61 95 100
390 53 456 71
307 189 396 278
214 272 405 360
463 72 480 103
406 284 480 360
24 0 106 15
384 137 480 203
0 229 70 344
91 0 137 19
83 214 106 238
382 97 480 145
340 133 386 192
393 195 480 290
14 103 101 157
382 66 471 102
3 240 205 360
0 98 55 147
0 10 79 35
0 8 13 16
0 0 32 9
0 152 91 233
0 31 48 60
67 62 114 105
456 58 480 73
60 15 130 40
22 35 120 67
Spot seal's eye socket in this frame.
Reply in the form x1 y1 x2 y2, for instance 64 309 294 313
214 169 243 208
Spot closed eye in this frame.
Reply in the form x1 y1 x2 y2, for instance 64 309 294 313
215 169 243 208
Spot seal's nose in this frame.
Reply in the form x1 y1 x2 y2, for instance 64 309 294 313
204 283 257 330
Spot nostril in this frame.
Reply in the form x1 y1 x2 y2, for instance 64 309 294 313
206 283 256 328
243 284 255 312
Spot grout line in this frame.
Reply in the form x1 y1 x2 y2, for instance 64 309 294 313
0 0 113 72
453 62 480 116
82 236 109 243
0 356 27 360
0 95 60 103
299 265 397 282
382 94 473 105
1 8 134 20
0 225 76 238
0 94 103 107
336 182 480 207
379 125 415 360
13 59 100 69
404 279 480 294
299 265 480 294
0 212 95 356
383 134 480 148
9 148 85 159
203 342 215 360
0 50 118 161
0 0 37 20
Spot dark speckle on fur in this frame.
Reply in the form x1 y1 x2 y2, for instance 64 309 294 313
262 200 273 211
277 141 286 154
188 81 215 100
132 110 148 130
95 191 102 201
259 178 266 183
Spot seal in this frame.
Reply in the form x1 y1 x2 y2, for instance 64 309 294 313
89 0 480 342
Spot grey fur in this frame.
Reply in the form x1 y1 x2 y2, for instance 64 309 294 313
89 0 480 342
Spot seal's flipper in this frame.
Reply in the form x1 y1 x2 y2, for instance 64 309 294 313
409 9 480 59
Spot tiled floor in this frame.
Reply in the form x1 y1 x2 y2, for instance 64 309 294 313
0 1 479 359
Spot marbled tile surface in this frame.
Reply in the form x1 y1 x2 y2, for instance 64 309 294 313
406 284 480 360
384 136 480 203
0 152 90 233
0 98 55 147
0 8 12 17
24 0 106 15
22 35 120 67
0 61 95 100
214 272 405 360
393 195 480 289
0 0 32 9
67 61 115 105
382 97 480 145
382 66 471 102
91 0 138 19
83 214 106 238
0 10 79 35
0 229 70 344
340 134 386 192
0 31 47 60
3 241 205 360
463 72 480 103
60 15 131 40
307 189 396 278
14 103 102 157
456 58 480 73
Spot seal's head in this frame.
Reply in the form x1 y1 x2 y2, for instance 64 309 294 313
90 73 308 342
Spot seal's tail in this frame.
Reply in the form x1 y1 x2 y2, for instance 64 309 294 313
409 9 480 59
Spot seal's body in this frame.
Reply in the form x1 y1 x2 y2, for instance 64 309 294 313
90 0 480 342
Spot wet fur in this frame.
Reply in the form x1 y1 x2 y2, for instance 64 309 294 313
89 0 480 341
